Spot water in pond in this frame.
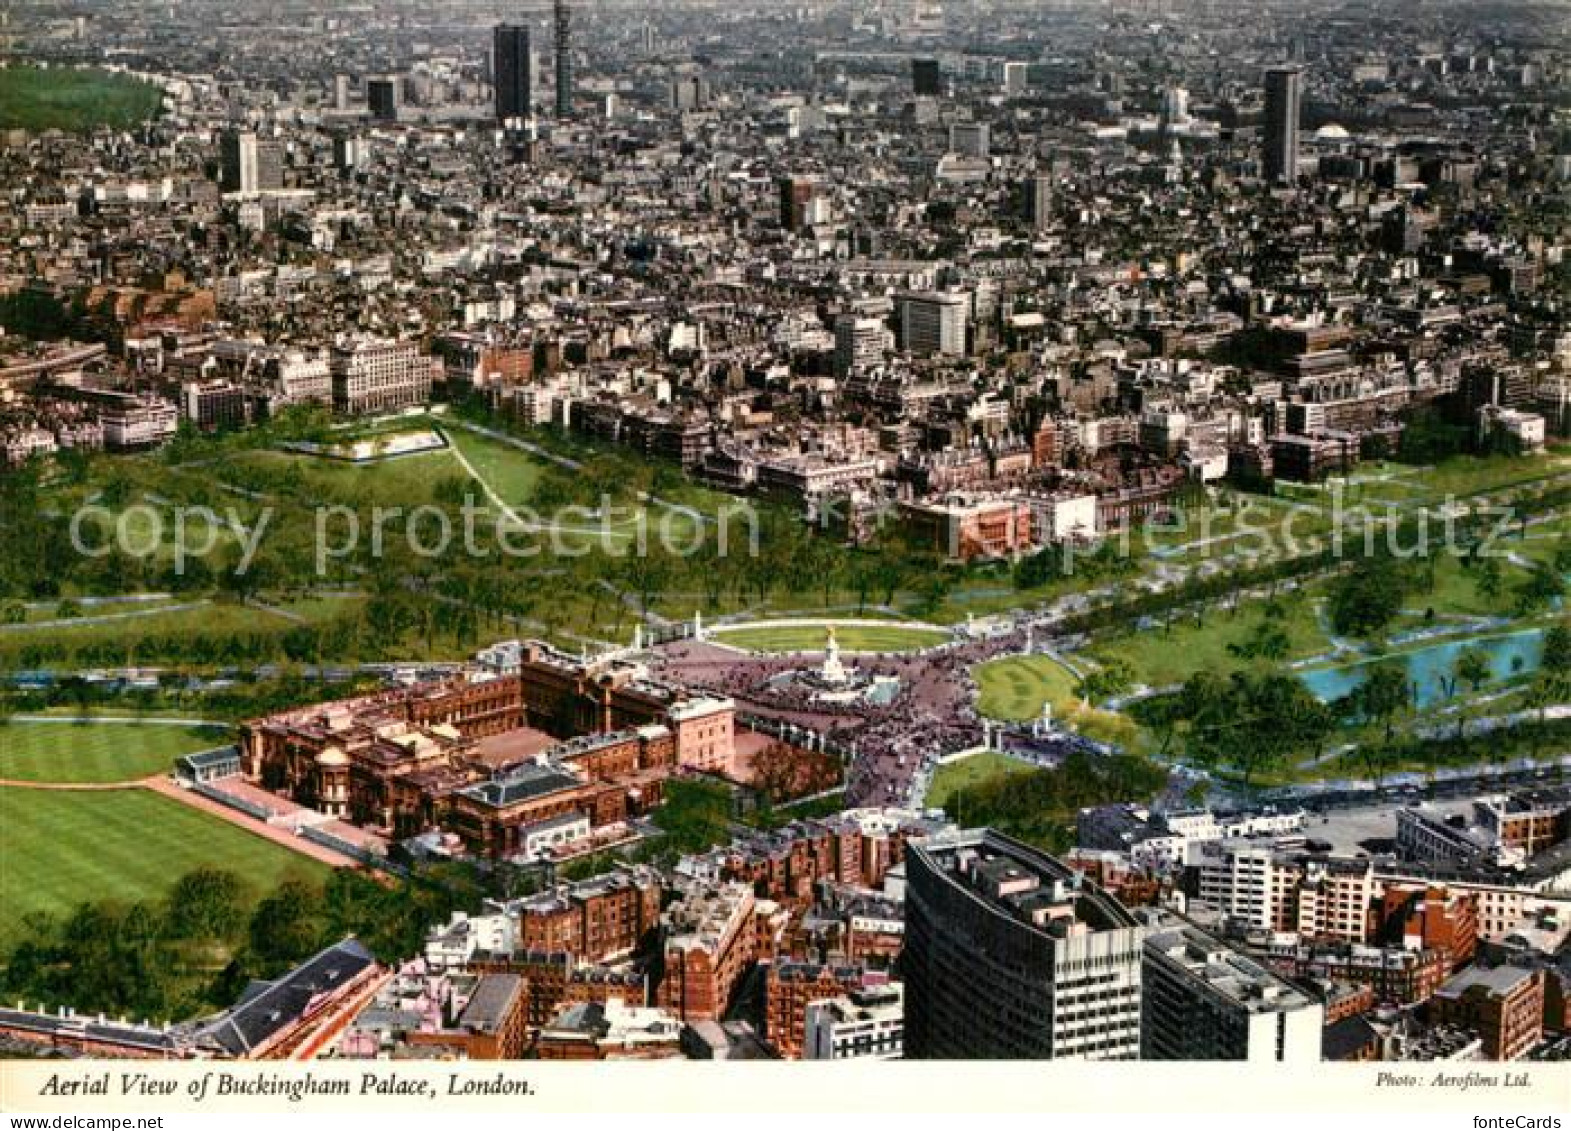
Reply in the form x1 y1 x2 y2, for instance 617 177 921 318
1299 628 1546 709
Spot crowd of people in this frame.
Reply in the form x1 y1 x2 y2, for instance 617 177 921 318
653 617 1073 808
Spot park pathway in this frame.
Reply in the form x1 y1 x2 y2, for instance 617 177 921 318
0 775 151 791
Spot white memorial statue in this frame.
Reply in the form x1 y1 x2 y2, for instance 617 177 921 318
820 625 849 685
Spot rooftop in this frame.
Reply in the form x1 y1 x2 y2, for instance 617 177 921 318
1143 912 1318 1015
916 827 1139 937
459 761 583 809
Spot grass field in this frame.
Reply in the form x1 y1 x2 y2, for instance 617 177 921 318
226 447 466 510
445 428 550 507
925 751 1036 809
0 66 163 133
446 427 714 548
712 623 949 653
0 787 327 940
0 721 232 784
974 654 1081 721
1090 594 1330 689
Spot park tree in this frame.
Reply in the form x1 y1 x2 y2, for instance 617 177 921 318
163 868 251 942
246 876 327 974
1455 646 1493 697
1328 554 1411 638
1473 555 1504 604
1554 540 1571 578
1357 736 1410 790
1355 661 1413 743
751 742 839 804
1175 668 1333 784
1514 566 1565 617
1076 657 1136 708
1541 621 1571 677
1228 616 1292 662
1523 672 1567 731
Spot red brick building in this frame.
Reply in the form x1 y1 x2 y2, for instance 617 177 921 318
470 951 647 1029
1375 884 1479 970
764 962 867 1059
1276 943 1450 1005
1430 965 1546 1060
657 883 758 1023
511 868 663 964
709 811 918 908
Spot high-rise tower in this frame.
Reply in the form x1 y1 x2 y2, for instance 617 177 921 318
1263 65 1303 184
554 0 572 118
495 23 533 124
902 829 1144 1059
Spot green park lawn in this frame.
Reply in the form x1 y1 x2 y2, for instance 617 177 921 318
0 66 163 133
925 751 1036 809
0 787 327 941
973 654 1081 721
0 721 231 784
225 447 466 511
712 623 948 654
444 428 551 507
1089 594 1330 690
1381 553 1536 634
447 426 716 549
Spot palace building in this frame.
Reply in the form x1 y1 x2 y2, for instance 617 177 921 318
240 641 736 859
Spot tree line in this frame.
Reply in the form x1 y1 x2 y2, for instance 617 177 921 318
0 862 482 1026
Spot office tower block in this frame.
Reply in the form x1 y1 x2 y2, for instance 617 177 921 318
1161 84 1191 130
899 292 969 357
1140 911 1324 1063
330 340 435 416
219 129 256 194
219 130 283 194
949 122 989 159
1263 65 1303 183
1029 173 1053 228
332 133 363 173
367 76 399 122
255 138 283 191
902 829 1144 1059
670 75 706 111
495 23 534 123
554 0 572 118
834 316 891 377
778 175 821 232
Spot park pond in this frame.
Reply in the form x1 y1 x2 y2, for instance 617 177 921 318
1299 627 1546 709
